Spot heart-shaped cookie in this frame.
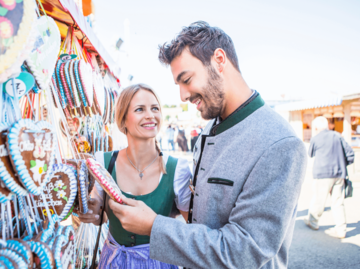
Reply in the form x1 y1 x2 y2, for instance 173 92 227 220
77 160 89 214
26 16 61 90
0 123 27 198
86 158 122 203
27 240 55 269
7 120 57 195
78 60 93 108
6 239 33 269
54 226 75 269
33 163 77 221
0 249 27 269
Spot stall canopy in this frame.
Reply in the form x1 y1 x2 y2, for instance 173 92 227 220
274 96 343 112
40 0 121 79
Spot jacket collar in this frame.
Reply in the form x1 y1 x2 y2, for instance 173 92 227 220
211 93 265 135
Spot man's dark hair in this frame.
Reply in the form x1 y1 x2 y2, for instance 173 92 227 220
158 21 240 72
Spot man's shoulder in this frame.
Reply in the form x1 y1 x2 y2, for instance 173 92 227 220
234 104 298 141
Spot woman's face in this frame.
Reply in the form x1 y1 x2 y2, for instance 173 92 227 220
125 89 161 140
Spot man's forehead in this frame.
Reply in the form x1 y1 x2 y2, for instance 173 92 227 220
170 49 201 81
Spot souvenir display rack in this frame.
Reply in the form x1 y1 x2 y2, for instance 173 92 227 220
0 0 121 268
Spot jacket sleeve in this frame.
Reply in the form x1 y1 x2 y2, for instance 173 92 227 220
149 137 307 268
340 137 355 165
308 138 315 158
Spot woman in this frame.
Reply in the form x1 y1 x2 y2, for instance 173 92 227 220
77 84 192 268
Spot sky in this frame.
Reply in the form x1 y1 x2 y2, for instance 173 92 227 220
92 0 360 105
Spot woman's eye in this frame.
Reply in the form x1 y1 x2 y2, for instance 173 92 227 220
135 108 143 112
152 107 159 111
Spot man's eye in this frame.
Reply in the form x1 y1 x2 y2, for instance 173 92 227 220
184 78 191 84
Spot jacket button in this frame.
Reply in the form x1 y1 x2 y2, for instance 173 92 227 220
130 235 135 239
131 243 135 247
190 208 193 213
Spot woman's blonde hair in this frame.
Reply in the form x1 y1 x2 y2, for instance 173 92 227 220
115 83 166 173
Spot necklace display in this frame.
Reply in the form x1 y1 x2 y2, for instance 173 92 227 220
126 148 158 180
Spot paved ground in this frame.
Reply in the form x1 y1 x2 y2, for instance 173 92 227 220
170 150 360 268
289 157 360 269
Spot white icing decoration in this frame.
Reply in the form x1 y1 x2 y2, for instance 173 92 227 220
19 140 34 152
61 239 75 268
33 137 46 158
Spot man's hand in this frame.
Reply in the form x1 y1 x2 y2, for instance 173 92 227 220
108 197 157 236
73 198 102 225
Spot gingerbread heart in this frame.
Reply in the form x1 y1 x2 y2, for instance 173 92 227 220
6 239 33 269
77 160 89 214
33 163 77 221
54 226 75 269
27 241 55 269
86 158 122 203
7 120 57 195
78 60 93 107
26 16 61 91
0 249 27 269
0 123 27 198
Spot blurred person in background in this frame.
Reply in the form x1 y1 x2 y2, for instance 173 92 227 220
304 116 354 239
165 124 175 151
190 127 199 152
176 125 189 152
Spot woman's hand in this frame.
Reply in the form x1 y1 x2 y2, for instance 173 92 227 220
73 198 104 225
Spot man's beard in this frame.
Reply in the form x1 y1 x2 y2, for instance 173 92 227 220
198 66 225 120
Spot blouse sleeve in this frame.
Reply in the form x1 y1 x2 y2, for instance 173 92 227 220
91 151 105 203
173 158 192 212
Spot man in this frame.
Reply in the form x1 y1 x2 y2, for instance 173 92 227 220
165 124 175 151
109 21 307 268
304 116 354 239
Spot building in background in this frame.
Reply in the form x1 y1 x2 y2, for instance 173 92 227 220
274 92 360 180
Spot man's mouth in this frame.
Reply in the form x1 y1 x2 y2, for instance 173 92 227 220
192 98 202 110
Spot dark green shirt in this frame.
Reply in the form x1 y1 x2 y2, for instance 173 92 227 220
104 151 178 246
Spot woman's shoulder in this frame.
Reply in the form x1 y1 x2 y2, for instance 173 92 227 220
162 152 190 171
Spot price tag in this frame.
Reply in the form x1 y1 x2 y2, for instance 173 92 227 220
5 79 26 97
3 72 35 98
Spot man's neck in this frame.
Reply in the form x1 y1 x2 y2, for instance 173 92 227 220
220 71 253 120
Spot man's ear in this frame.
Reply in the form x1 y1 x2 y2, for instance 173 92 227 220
213 48 226 73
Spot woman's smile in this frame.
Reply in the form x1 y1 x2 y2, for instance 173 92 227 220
141 122 157 130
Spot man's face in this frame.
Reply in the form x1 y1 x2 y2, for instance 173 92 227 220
170 49 225 120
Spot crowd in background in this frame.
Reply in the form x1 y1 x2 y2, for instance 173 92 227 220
156 124 204 153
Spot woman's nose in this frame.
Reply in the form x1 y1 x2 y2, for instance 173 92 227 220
145 109 155 119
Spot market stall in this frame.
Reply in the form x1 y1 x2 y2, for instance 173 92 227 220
0 0 121 267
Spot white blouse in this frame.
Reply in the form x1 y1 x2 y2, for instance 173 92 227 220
92 151 192 212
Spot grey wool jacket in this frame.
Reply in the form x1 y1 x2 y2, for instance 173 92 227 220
149 94 307 269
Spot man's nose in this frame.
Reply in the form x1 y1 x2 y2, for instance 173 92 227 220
179 86 191 103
